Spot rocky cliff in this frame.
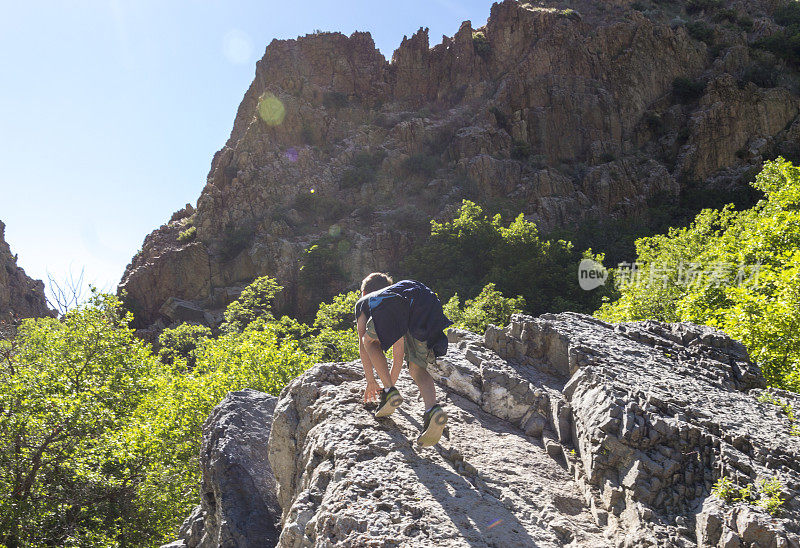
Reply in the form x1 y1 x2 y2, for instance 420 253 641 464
166 313 800 547
120 0 800 328
0 220 51 325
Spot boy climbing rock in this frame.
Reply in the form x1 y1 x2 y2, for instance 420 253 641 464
355 273 452 447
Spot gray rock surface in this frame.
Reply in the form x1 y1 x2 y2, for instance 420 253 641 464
173 313 800 547
163 389 280 548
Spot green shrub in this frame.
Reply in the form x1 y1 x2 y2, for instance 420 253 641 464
403 200 609 316
672 77 706 104
322 91 349 109
775 2 800 26
559 8 582 21
158 322 212 369
511 140 532 161
490 106 510 131
444 283 526 333
177 225 197 243
472 31 491 58
221 276 282 333
686 0 721 14
755 30 800 66
712 475 785 515
740 63 779 88
597 159 800 392
687 21 714 44
221 222 256 260
339 150 385 190
401 153 440 178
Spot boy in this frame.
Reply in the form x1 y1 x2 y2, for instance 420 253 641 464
354 273 452 447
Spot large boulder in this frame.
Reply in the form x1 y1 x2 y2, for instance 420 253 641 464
172 313 800 546
163 389 281 548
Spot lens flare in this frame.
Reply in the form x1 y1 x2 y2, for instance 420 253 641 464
285 147 299 162
258 93 286 126
486 518 503 530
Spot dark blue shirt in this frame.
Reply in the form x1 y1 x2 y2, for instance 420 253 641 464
355 279 452 355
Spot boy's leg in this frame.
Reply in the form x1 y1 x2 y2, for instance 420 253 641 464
405 334 448 447
408 361 436 410
362 318 393 389
364 317 403 417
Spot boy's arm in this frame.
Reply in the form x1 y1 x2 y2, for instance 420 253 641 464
390 337 404 386
357 313 380 402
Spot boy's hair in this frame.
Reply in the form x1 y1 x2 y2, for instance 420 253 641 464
361 272 393 295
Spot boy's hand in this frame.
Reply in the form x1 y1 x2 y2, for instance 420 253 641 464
364 379 381 403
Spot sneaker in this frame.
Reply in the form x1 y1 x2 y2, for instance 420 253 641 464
375 387 403 418
417 405 448 447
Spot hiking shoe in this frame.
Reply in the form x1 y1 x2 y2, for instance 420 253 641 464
375 387 403 418
417 405 448 447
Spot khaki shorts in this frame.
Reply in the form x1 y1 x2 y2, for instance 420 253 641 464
365 316 434 370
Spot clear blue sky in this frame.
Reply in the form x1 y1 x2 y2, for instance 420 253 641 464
0 0 492 301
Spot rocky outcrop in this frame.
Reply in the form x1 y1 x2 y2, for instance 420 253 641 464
164 389 280 548
119 1 800 328
0 220 51 324
173 313 800 546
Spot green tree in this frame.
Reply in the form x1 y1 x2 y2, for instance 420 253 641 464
220 276 282 333
158 323 212 370
0 292 161 547
404 200 608 315
444 283 526 333
597 158 800 391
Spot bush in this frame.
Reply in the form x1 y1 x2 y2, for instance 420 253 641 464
597 158 800 392
322 91 349 110
221 276 282 333
158 322 212 370
511 140 531 161
686 0 721 14
755 30 800 66
403 200 609 316
672 77 706 104
177 225 197 243
775 2 800 27
472 31 491 58
686 21 714 44
444 283 526 333
740 63 779 88
221 222 256 260
339 150 385 190
401 153 440 178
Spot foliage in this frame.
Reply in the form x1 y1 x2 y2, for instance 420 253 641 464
404 200 609 316
686 0 721 14
293 190 349 221
754 28 800 66
298 236 348 307
221 222 256 260
672 77 706 104
339 150 385 190
757 392 800 436
177 225 197 243
472 31 491 57
221 276 282 333
401 153 440 178
511 140 531 161
712 476 785 515
596 159 800 392
687 21 714 44
158 322 212 370
559 8 582 21
0 292 162 547
444 283 526 333
322 91 349 110
0 275 365 546
776 2 800 26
